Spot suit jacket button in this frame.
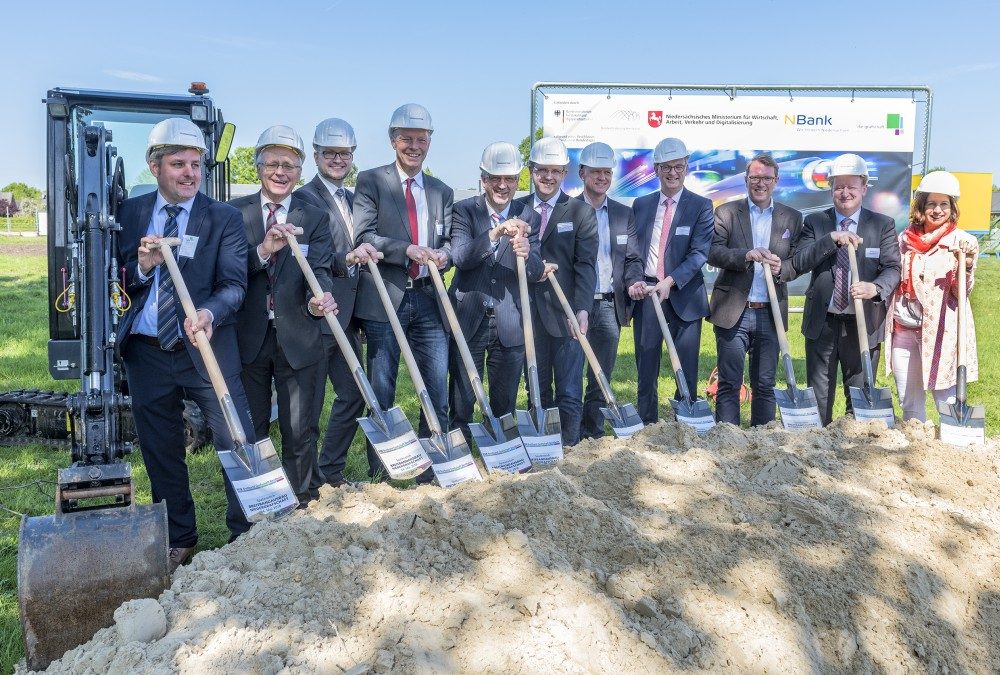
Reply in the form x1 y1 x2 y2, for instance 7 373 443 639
491 278 496 284
482 301 488 306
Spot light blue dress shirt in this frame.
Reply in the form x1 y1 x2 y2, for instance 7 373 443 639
748 198 773 303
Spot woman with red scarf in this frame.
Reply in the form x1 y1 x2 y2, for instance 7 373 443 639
886 171 978 422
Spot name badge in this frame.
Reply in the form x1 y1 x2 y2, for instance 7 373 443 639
557 222 573 233
178 235 199 258
616 234 628 245
299 244 310 257
675 226 691 236
865 247 879 259
435 221 444 236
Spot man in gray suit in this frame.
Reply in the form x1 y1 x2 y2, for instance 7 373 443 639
230 125 337 507
574 142 643 439
294 118 379 488
708 154 803 427
353 103 453 482
626 138 714 424
448 142 543 441
792 153 901 425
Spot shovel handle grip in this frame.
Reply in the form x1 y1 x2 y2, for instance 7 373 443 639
846 244 871 354
761 266 792 355
548 273 616 406
366 259 443 436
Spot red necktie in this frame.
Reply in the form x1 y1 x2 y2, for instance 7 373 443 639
405 177 420 278
655 197 675 281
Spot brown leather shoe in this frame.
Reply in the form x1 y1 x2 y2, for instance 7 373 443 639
168 546 194 574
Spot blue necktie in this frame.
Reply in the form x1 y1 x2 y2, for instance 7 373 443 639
156 205 181 349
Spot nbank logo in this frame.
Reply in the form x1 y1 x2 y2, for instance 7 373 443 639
784 113 833 126
886 113 903 135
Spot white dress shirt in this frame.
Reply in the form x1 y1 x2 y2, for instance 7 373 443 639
644 188 683 277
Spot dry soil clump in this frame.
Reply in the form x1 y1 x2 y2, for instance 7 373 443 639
26 417 1000 673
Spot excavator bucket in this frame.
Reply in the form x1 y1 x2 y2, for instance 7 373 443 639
18 476 169 671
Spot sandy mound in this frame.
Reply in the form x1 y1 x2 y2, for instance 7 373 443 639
26 417 1000 673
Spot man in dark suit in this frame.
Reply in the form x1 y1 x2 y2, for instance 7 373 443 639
708 154 804 427
625 138 714 424
229 125 337 507
574 142 643 439
448 142 543 441
791 153 901 425
294 118 379 488
118 118 252 571
353 103 452 482
511 137 598 447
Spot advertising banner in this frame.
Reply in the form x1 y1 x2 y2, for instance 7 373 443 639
542 94 917 229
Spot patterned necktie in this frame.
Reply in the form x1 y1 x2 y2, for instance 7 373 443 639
404 178 420 278
538 201 551 238
156 205 181 349
655 197 675 281
335 187 353 237
265 202 280 311
833 217 853 312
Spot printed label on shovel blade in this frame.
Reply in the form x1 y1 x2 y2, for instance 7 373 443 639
940 422 985 447
853 408 895 427
230 467 298 520
373 431 432 480
613 421 645 439
677 414 716 434
522 433 563 465
431 454 483 488
479 437 532 474
778 406 823 430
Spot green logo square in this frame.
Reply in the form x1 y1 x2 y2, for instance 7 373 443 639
886 114 902 129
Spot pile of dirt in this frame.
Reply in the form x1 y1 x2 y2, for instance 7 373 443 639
26 417 1000 673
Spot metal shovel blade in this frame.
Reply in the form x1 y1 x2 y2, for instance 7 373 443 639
471 414 532 474
600 402 645 439
19 503 169 671
775 387 823 430
516 407 563 465
938 401 986 446
424 428 483 488
357 405 432 480
217 437 299 522
848 384 895 427
669 397 716 434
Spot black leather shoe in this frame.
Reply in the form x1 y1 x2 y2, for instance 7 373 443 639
168 546 194 574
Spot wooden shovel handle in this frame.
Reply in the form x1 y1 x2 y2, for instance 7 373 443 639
846 243 870 354
762 267 792 355
957 249 967 369
547 273 605 380
647 289 683 373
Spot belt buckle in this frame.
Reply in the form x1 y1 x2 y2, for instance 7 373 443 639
405 278 415 289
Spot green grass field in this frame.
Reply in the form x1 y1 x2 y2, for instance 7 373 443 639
1 245 998 672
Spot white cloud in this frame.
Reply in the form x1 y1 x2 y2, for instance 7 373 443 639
104 70 162 83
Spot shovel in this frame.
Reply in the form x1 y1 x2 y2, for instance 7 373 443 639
425 262 531 474
938 248 985 445
647 287 716 433
846 244 895 427
156 238 299 520
365 259 482 488
547 272 644 438
515 255 563 465
283 228 431 480
762 265 822 429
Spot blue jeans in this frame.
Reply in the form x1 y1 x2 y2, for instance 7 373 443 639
530 306 585 446
582 296 621 439
714 306 779 426
363 285 448 479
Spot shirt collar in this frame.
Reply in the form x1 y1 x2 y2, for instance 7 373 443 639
660 188 683 205
318 173 345 198
534 192 560 209
487 202 510 221
748 197 774 213
395 164 424 189
154 192 196 214
260 192 292 212
837 208 862 226
584 192 608 211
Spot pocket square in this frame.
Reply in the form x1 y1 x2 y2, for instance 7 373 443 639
781 228 790 239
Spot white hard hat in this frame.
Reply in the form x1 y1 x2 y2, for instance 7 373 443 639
146 118 207 159
915 170 960 198
579 142 615 169
529 137 569 166
652 138 688 164
389 103 434 134
255 125 306 162
829 153 869 181
313 118 356 150
480 142 522 176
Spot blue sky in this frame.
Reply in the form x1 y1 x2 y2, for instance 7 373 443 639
5 0 999 192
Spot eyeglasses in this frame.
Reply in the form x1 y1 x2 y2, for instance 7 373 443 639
532 167 565 177
747 176 776 184
485 175 518 185
924 201 952 212
656 163 687 174
261 161 301 173
320 150 353 160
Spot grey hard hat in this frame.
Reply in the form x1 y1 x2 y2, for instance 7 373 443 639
255 125 306 161
579 142 616 169
652 138 689 163
529 137 569 166
388 103 434 135
146 118 208 159
480 142 523 176
313 118 356 150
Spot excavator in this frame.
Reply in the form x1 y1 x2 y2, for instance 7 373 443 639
13 83 235 670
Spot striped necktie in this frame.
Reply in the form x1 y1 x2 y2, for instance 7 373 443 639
156 205 181 349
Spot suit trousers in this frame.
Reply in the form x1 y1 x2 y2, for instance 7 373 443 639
316 324 366 485
581 296 621 439
240 322 326 502
123 338 252 547
632 296 702 424
530 304 585 446
363 285 448 482
714 306 779 427
447 310 525 443
805 312 882 426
